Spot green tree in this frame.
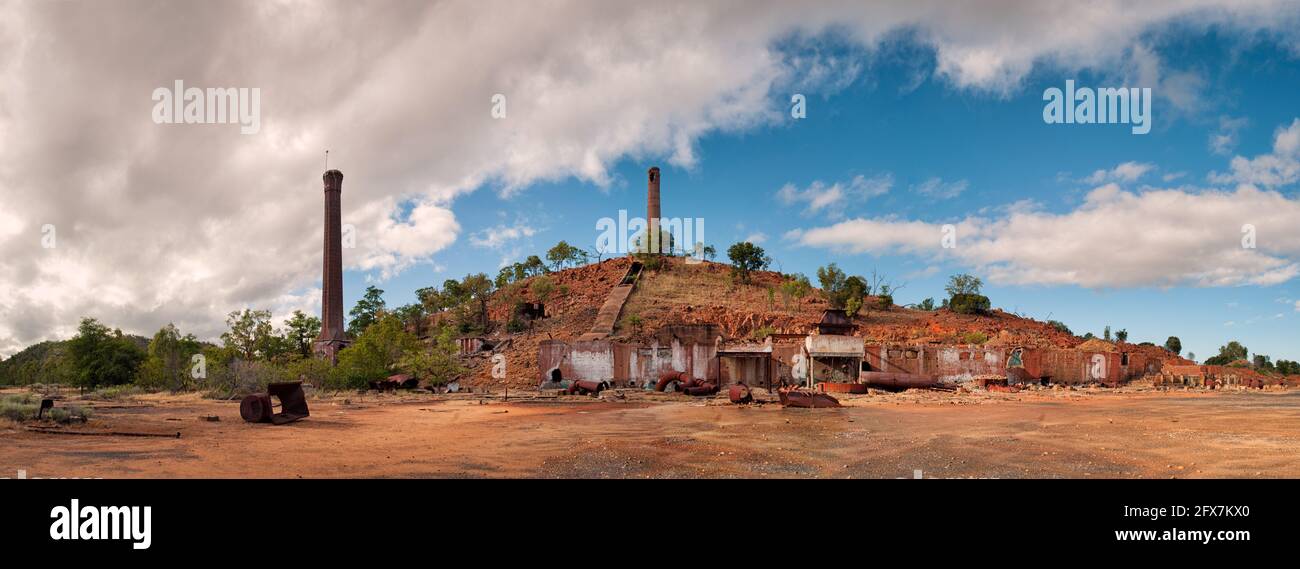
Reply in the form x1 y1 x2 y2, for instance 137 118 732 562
779 274 812 311
1253 354 1274 371
284 310 321 358
333 314 422 389
221 309 276 361
842 275 868 316
396 324 464 386
916 298 937 311
1204 341 1248 366
816 263 847 306
1115 328 1128 343
726 242 770 284
546 240 579 271
1103 326 1112 342
67 318 145 390
495 266 515 289
522 255 548 277
944 274 983 297
347 285 387 337
1164 336 1182 355
392 303 428 337
138 323 202 390
462 273 494 331
701 244 717 262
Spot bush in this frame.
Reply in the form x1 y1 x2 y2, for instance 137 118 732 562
877 294 894 309
1 394 37 422
949 293 991 315
84 385 146 400
1047 320 1072 335
751 326 776 341
961 331 989 345
48 405 91 424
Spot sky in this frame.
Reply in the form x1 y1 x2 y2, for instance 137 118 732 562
2 0 1300 364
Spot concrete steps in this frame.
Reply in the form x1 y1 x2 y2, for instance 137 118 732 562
577 261 643 341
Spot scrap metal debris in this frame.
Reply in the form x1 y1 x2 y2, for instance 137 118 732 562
240 381 310 425
777 387 841 408
369 373 419 390
861 371 949 391
567 380 609 396
728 383 753 404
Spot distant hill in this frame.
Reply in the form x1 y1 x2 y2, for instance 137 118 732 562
0 334 149 386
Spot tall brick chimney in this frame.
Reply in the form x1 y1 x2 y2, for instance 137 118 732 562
314 169 349 362
647 166 661 254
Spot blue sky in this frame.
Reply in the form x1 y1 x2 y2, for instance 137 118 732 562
354 27 1300 364
8 2 1300 361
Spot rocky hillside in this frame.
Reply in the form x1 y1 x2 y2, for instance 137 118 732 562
459 256 1187 390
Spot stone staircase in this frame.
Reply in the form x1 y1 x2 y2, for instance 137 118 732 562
578 261 643 341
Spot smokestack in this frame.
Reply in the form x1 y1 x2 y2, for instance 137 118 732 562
647 166 661 254
315 169 349 362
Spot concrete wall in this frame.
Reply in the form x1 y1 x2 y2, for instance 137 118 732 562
538 324 722 388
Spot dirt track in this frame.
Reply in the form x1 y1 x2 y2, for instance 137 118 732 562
4 388 1300 478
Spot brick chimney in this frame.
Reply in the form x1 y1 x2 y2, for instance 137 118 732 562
314 169 350 363
647 166 661 254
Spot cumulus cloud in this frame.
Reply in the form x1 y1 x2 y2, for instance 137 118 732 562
1210 118 1300 187
791 184 1300 288
912 177 969 199
1210 116 1250 155
470 223 538 250
776 174 893 216
1083 161 1156 184
1 0 1298 354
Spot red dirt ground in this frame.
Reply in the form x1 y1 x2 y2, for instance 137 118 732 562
5 387 1299 478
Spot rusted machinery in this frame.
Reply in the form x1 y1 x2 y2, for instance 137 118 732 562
728 383 753 404
654 371 718 396
369 373 420 390
240 381 310 425
777 387 841 408
860 371 949 391
681 380 718 396
816 382 868 394
567 380 609 396
655 371 690 392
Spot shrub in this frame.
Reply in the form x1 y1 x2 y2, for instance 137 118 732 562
1 394 37 422
961 331 989 345
751 326 776 341
948 293 991 315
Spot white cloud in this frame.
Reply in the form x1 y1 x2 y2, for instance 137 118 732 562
1210 118 1300 187
912 177 968 199
1210 116 1250 155
1083 161 1155 184
744 232 769 244
470 223 538 250
792 184 1300 289
2 0 1299 354
776 174 893 217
